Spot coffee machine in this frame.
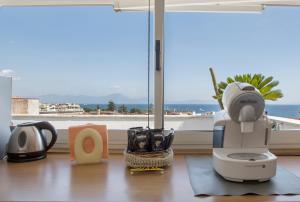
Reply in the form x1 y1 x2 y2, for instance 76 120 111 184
212 82 277 182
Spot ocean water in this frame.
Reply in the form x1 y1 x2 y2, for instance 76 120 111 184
80 104 300 119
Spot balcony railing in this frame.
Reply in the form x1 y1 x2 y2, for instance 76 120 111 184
11 114 300 151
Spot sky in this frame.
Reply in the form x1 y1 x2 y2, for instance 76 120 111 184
0 5 300 104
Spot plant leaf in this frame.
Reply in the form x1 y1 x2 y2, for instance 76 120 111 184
263 90 283 101
260 81 279 95
218 82 228 90
227 77 234 83
259 76 273 89
217 73 283 102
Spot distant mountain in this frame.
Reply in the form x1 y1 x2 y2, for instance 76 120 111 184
39 93 147 104
39 93 216 104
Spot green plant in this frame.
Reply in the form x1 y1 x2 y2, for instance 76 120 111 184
107 100 116 111
209 67 224 109
83 107 93 113
118 104 128 114
130 108 142 114
209 68 283 108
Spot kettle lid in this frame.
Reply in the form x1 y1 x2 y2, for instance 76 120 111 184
17 122 38 127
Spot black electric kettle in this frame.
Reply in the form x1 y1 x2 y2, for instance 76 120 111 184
7 121 57 162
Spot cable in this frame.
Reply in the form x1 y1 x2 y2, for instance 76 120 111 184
147 0 151 128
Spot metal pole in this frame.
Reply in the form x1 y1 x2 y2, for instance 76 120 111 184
154 0 164 129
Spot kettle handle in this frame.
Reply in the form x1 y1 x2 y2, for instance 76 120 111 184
34 121 58 151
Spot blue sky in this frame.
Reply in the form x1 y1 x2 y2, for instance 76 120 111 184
0 6 300 104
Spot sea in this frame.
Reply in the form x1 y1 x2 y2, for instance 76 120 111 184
80 104 300 119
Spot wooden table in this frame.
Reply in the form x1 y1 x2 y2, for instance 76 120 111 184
1 154 300 202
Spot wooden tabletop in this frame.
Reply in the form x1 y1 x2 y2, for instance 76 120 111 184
1 154 300 202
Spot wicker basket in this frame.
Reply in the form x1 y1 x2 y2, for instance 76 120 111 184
124 148 174 168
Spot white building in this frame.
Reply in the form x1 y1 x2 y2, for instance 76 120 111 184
11 97 40 115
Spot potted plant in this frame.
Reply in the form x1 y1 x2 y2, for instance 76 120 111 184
209 67 283 109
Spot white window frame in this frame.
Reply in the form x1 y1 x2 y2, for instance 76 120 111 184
6 1 300 152
12 114 300 151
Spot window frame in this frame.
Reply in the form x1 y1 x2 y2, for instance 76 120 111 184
12 114 300 151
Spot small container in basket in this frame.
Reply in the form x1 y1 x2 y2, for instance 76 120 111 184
125 127 175 169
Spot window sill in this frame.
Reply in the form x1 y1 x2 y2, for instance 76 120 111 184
52 129 300 153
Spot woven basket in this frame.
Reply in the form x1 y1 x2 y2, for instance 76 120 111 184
124 148 174 168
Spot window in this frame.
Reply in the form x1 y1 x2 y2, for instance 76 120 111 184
164 7 300 134
1 5 300 150
1 6 156 130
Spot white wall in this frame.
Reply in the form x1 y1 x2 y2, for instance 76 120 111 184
0 77 12 159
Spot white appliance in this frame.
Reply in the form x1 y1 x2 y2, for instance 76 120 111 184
212 82 277 182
